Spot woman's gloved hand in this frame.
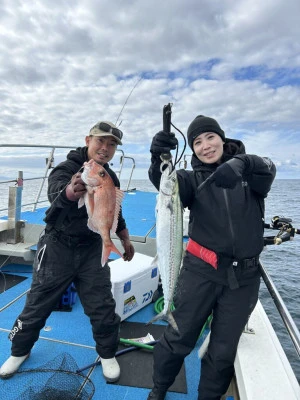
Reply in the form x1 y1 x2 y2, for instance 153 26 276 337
213 158 245 189
150 131 178 154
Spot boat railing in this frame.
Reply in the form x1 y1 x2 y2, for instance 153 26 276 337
0 174 50 213
0 144 135 212
259 261 300 358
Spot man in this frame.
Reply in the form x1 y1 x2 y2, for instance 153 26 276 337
147 115 276 399
0 121 135 382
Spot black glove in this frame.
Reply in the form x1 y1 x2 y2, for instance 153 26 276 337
150 131 178 154
213 158 245 189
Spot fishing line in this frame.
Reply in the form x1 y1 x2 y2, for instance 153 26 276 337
171 121 187 168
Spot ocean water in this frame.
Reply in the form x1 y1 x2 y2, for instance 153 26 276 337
0 177 299 381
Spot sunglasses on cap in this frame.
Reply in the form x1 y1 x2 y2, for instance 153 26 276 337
91 122 123 141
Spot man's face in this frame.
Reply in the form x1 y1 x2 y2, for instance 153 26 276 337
85 135 118 165
193 132 224 164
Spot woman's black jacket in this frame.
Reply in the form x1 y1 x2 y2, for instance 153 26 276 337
148 138 276 286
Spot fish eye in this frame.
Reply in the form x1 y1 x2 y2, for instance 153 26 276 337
99 171 105 177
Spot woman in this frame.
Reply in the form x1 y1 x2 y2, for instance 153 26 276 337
147 115 276 400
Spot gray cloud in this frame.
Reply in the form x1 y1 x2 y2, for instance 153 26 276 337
0 0 299 179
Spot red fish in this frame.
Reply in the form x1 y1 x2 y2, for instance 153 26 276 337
79 159 124 266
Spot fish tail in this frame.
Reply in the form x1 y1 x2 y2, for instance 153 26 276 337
198 332 211 359
101 242 123 266
146 310 179 332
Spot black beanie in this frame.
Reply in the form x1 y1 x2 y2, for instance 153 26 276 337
187 115 225 149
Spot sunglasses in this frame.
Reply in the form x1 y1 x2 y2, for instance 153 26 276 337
92 122 123 141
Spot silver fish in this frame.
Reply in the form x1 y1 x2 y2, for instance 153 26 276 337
148 160 183 331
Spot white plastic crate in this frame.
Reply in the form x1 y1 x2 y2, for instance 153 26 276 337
109 253 158 321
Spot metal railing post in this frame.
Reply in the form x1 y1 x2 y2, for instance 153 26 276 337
32 148 55 211
123 156 136 191
7 171 24 244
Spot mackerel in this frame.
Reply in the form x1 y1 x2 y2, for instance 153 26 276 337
148 160 183 331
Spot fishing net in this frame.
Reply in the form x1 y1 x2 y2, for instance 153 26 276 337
0 353 95 400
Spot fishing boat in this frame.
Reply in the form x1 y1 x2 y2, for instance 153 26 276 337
0 144 299 400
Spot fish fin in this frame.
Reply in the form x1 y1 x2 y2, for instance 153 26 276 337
198 332 211 359
111 188 124 234
101 242 123 267
83 191 95 217
151 254 158 267
146 310 179 333
78 196 85 208
87 219 99 234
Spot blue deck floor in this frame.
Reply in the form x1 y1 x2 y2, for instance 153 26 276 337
0 191 234 399
5 190 158 236
0 263 206 400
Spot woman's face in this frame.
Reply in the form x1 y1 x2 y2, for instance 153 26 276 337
193 132 224 164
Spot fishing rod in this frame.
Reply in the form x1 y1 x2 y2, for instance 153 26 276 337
1 76 144 270
260 215 300 357
161 103 186 169
198 215 300 359
115 76 143 127
263 215 300 246
0 75 145 273
76 339 158 374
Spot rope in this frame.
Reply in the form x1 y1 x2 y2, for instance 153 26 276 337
154 296 212 339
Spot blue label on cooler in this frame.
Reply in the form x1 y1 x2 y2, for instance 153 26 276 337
151 267 158 278
124 280 131 293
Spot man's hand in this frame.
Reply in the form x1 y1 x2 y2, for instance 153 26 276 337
121 239 135 262
66 173 87 201
150 131 178 154
117 228 135 261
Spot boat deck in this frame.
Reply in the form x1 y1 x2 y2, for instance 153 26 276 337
0 190 159 261
1 190 299 399
0 190 227 399
0 262 216 400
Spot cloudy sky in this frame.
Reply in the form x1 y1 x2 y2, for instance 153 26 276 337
0 0 299 180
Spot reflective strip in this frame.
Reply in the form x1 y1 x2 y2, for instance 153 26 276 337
186 239 218 269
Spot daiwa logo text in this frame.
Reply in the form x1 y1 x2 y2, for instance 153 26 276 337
9 319 23 341
262 157 273 170
143 290 153 303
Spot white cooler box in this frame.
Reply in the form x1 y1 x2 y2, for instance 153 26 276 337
109 253 158 321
